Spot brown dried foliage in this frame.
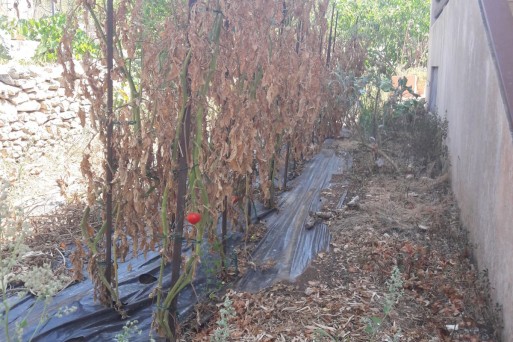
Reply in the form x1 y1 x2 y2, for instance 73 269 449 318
59 0 355 330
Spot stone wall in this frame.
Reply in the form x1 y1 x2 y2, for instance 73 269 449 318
0 64 89 163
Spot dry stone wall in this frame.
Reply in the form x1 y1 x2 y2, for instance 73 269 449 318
0 64 89 162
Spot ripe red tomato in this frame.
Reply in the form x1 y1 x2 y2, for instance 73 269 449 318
186 212 201 225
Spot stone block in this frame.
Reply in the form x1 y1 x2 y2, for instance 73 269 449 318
60 111 75 120
48 81 60 90
10 122 23 131
61 99 70 111
16 100 41 112
7 130 23 140
29 91 49 101
0 100 17 122
0 82 21 98
69 101 80 113
0 73 15 86
11 92 30 105
7 67 20 80
22 121 40 135
33 111 48 125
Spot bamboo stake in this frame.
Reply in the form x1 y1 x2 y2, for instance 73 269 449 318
283 141 290 191
333 10 339 54
221 196 228 272
105 0 114 287
326 2 335 66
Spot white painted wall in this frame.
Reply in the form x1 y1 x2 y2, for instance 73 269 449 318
428 0 513 339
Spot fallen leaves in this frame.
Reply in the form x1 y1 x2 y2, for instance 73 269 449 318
185 141 500 342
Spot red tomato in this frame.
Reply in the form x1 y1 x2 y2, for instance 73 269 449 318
186 212 201 225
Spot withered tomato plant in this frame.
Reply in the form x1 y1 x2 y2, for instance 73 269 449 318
60 0 356 339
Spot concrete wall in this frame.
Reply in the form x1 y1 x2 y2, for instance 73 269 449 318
427 0 513 339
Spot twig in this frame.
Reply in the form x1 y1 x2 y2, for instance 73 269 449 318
342 315 354 329
362 143 400 173
54 246 67 267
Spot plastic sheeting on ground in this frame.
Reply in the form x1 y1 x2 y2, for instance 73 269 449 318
237 140 350 291
1 139 350 341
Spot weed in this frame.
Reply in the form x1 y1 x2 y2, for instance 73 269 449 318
363 266 404 340
210 294 236 342
383 266 404 315
114 320 142 342
0 176 71 341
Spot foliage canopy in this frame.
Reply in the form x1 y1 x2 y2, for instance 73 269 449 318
335 0 430 73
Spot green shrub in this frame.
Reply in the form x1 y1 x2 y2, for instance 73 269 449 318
15 14 98 62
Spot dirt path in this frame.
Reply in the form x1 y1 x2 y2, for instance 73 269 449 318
190 139 501 342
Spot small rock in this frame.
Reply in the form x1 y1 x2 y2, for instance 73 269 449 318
305 216 317 230
40 131 52 140
33 111 48 125
60 111 75 120
47 81 60 90
418 224 429 231
19 79 36 90
45 124 59 136
304 287 315 296
7 67 20 80
69 101 80 112
445 324 458 331
29 91 49 101
0 100 17 122
0 124 12 133
49 97 60 107
58 121 71 129
70 120 81 129
0 73 15 86
21 121 40 135
7 131 23 140
347 195 360 209
61 99 70 111
11 91 30 105
28 167 42 176
39 100 52 111
9 122 23 131
16 100 41 112
0 82 21 98
314 211 333 220
17 113 29 122
405 174 414 180
14 140 28 148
